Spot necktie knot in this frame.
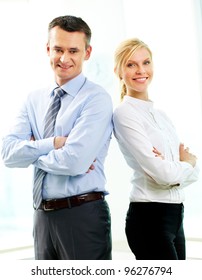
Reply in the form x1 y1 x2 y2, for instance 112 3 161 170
54 87 66 99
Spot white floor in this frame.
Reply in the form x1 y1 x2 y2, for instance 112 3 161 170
0 240 202 260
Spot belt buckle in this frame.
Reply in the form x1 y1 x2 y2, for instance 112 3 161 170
78 195 87 204
43 202 55 211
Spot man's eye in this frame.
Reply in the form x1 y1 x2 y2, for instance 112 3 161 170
54 49 63 53
69 49 78 54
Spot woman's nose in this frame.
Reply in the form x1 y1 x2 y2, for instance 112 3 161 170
136 65 146 74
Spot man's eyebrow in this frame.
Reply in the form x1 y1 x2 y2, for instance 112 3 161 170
69 47 79 51
53 45 62 49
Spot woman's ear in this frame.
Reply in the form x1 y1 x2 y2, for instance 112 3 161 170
114 67 122 79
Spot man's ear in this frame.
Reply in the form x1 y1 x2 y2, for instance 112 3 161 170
46 43 50 55
85 45 92 60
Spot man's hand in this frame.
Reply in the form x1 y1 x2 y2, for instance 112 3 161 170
31 135 67 149
54 136 67 149
86 159 96 173
30 135 35 141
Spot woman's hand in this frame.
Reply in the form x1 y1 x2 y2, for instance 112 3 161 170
153 147 164 160
179 143 197 167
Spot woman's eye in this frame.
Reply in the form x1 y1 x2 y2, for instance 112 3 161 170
127 63 135 67
144 60 151 65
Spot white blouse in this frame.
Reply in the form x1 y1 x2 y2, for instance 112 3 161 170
113 95 199 203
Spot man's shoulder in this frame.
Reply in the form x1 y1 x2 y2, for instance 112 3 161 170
27 86 51 98
85 79 111 98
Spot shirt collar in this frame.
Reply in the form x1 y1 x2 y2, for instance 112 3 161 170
49 73 86 97
124 95 154 110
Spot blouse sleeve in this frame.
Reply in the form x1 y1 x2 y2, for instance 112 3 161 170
113 107 199 188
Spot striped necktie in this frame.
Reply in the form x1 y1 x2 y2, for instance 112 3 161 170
33 87 66 209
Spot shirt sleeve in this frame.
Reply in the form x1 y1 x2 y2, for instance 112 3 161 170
34 92 113 176
1 101 54 168
113 108 199 188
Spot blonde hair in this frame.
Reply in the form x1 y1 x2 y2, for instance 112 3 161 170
114 38 152 101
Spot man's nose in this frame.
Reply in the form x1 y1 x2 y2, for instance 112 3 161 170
60 51 69 63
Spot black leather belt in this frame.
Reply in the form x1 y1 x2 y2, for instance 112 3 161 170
39 192 104 211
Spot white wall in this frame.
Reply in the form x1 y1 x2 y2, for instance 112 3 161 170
0 0 202 252
108 0 202 241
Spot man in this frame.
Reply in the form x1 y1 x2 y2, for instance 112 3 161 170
1 15 113 260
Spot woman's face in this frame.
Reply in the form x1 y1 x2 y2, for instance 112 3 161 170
121 47 153 100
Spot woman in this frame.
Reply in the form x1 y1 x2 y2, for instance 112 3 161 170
113 38 199 260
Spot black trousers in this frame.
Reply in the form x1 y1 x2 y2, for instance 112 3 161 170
125 202 185 260
33 199 112 260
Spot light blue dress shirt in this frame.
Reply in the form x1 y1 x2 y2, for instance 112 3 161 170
2 73 113 199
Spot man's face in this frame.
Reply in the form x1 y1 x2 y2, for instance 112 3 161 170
47 26 92 86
